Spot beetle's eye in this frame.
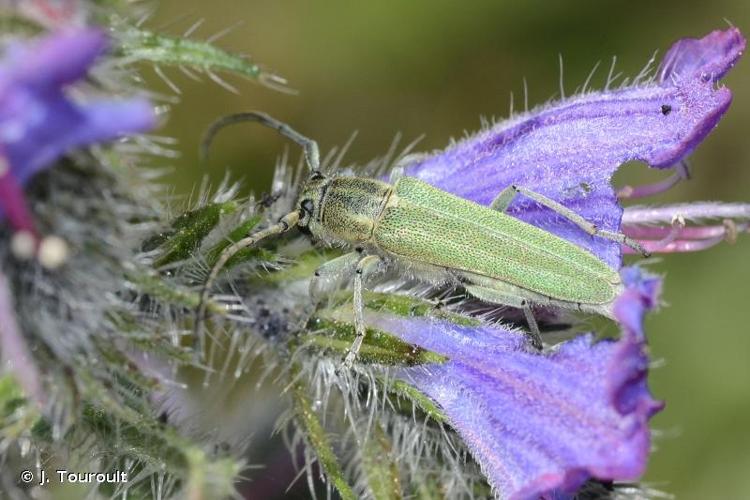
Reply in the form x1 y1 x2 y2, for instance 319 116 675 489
301 199 314 215
310 170 325 181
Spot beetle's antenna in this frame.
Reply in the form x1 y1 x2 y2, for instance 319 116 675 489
193 209 301 361
200 111 321 173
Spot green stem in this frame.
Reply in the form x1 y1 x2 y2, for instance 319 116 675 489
289 364 356 500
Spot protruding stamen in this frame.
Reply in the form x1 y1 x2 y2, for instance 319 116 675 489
622 216 748 254
618 171 684 199
723 219 738 244
10 231 36 261
38 236 69 269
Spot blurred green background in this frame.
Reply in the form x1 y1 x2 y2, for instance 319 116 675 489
147 1 750 498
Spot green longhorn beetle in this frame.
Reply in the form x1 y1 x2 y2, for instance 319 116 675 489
195 111 647 367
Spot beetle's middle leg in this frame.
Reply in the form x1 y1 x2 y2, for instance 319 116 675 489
490 185 649 256
309 251 361 302
342 254 383 369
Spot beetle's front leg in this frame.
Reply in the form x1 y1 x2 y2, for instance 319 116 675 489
490 184 648 256
309 251 361 302
342 254 383 369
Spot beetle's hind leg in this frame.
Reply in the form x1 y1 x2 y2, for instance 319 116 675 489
341 254 383 370
465 284 543 350
490 185 649 257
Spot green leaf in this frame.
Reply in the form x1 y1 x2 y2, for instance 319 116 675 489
155 201 238 267
363 292 481 327
128 269 225 315
0 375 24 412
115 23 292 92
302 291 452 366
204 214 274 270
0 14 44 35
251 248 339 285
412 478 448 500
386 380 447 424
80 402 242 497
303 314 446 367
0 375 41 441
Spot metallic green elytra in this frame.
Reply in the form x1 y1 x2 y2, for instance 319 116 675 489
195 112 645 365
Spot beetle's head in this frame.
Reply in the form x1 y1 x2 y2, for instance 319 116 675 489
295 170 329 232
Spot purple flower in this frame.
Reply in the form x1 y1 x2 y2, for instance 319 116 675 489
368 268 662 499
362 28 745 498
0 28 155 406
0 29 155 241
403 28 745 269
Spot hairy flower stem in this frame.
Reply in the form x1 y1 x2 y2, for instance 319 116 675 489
289 362 356 500
0 272 45 408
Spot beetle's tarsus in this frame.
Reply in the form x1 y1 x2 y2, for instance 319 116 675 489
523 306 543 351
493 184 649 257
